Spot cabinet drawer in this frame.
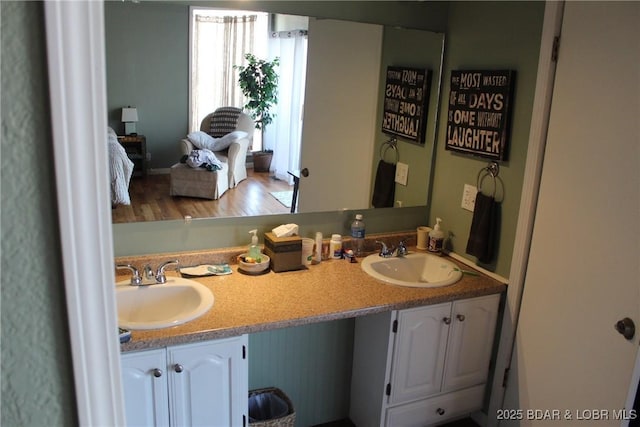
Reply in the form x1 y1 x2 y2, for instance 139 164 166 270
385 384 484 427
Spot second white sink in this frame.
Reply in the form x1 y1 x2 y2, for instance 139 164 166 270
361 252 463 288
116 277 214 330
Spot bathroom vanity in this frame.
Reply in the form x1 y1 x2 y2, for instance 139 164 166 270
350 294 500 426
117 241 505 426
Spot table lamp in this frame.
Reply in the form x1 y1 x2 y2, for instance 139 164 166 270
121 107 139 136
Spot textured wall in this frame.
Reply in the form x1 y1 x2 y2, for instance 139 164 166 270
1 2 77 426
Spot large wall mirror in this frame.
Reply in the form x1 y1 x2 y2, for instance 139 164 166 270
106 1 445 226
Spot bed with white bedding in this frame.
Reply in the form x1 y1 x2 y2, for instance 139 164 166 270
108 127 134 206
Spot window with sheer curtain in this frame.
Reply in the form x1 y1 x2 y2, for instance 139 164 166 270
190 9 307 168
190 9 268 149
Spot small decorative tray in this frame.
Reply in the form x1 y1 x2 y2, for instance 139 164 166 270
180 264 232 277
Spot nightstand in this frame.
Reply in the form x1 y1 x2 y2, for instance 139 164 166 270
117 135 147 177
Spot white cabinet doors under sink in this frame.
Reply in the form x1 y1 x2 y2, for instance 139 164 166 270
121 348 170 426
389 303 451 404
350 294 501 427
121 335 248 427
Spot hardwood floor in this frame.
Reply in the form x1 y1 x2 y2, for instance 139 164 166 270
112 169 293 223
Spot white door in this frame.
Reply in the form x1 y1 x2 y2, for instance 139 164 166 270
168 337 248 427
298 18 382 212
121 349 170 427
444 294 500 392
390 303 451 403
504 2 639 424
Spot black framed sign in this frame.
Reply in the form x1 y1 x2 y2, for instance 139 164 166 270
382 66 432 144
445 70 515 160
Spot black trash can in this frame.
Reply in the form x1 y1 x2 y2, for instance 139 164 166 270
248 387 295 426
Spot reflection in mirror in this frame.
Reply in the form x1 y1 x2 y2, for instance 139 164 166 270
105 2 444 224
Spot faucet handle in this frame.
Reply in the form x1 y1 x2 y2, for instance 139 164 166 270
397 240 408 257
156 260 180 284
116 264 142 286
375 241 394 258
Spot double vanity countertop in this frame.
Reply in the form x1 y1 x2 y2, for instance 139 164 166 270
117 234 507 352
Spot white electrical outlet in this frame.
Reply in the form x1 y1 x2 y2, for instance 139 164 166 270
395 162 409 186
461 184 478 211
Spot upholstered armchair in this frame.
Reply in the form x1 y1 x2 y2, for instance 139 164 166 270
179 107 254 188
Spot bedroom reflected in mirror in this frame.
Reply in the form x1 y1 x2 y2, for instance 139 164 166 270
105 2 445 224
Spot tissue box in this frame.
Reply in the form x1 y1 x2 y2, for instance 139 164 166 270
264 232 302 272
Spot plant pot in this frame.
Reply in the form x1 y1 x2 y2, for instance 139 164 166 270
253 151 273 173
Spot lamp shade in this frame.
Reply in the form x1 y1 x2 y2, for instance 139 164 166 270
121 107 138 122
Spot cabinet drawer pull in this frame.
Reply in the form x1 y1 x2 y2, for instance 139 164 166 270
456 314 466 321
174 364 184 373
152 368 163 378
443 317 451 325
436 407 446 416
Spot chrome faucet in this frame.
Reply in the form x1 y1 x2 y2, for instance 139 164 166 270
143 264 156 282
116 260 180 286
375 240 408 258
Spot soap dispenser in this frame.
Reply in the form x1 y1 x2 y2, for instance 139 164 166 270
248 229 261 259
428 218 445 254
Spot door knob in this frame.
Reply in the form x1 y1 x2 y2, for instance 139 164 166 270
300 168 309 177
152 368 163 378
174 364 184 373
615 318 635 340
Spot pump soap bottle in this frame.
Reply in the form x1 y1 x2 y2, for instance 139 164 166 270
248 229 261 259
428 218 445 254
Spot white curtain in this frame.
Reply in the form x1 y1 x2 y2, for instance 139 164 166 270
191 13 260 132
264 30 308 183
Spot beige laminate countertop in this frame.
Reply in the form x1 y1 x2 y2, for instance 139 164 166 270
119 249 506 352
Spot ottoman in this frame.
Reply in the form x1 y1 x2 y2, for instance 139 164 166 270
169 162 229 200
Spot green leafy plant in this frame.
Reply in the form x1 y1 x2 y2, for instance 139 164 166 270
235 53 280 133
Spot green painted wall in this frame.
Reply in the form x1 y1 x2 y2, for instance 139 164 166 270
249 320 354 427
429 1 545 277
1 2 77 426
105 2 190 169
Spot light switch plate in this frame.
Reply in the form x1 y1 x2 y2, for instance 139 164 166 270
461 184 478 211
395 162 409 186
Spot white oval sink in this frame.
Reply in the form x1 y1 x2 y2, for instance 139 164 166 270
116 277 214 330
361 252 463 288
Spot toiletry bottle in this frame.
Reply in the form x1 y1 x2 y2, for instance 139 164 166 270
350 214 365 256
428 218 445 253
248 229 261 259
329 234 343 259
314 232 323 264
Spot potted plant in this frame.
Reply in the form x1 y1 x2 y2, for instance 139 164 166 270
235 53 279 172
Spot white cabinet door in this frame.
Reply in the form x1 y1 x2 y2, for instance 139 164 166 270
443 294 500 392
121 349 170 427
390 303 451 404
167 336 248 427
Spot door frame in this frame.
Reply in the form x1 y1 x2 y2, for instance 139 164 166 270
483 2 565 425
45 2 125 425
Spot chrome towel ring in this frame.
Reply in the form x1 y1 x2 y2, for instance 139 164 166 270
380 137 399 164
476 161 500 198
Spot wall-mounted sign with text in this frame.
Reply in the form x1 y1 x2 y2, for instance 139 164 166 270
382 66 432 145
445 70 515 160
